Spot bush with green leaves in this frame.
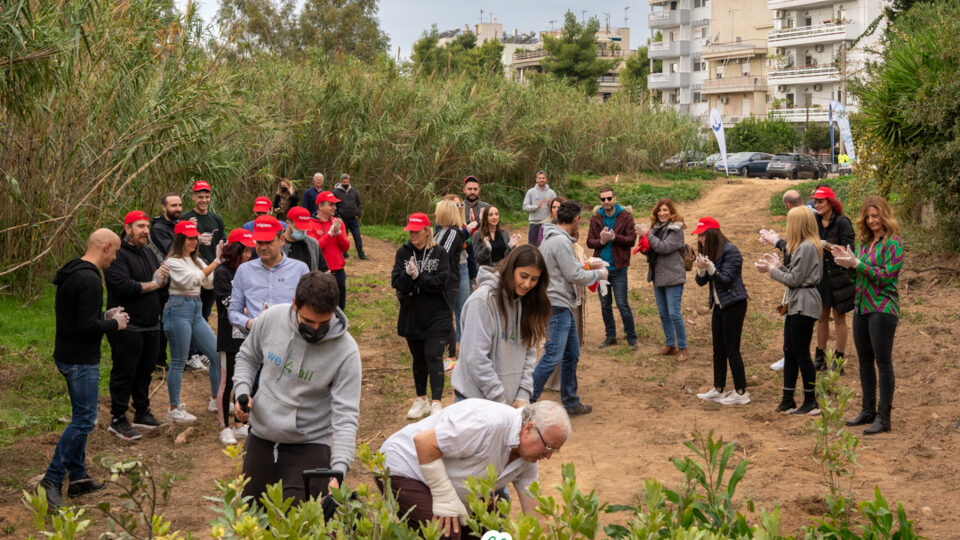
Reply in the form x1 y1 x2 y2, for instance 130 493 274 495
726 117 799 154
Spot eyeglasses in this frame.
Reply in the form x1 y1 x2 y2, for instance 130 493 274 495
535 426 560 455
599 197 614 202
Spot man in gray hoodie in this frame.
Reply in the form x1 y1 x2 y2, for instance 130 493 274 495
522 171 556 246
531 201 607 416
233 271 361 502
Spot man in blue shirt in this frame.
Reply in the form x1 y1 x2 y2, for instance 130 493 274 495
302 173 324 217
229 216 309 335
585 186 638 350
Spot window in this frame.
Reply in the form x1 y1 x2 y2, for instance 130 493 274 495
741 62 750 75
693 61 706 72
701 27 708 38
694 0 709 7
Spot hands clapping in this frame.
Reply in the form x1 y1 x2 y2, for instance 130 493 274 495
151 263 169 287
831 244 860 268
599 227 615 244
759 228 781 246
405 256 419 279
635 223 650 237
508 233 522 248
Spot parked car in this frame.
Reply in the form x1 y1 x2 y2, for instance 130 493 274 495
661 150 707 169
766 153 826 179
702 153 731 170
714 152 774 177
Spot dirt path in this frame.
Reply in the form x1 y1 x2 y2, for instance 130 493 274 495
3 177 959 538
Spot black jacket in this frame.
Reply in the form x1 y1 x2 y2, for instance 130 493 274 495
214 265 245 353
105 240 164 330
53 258 119 364
391 242 452 339
150 215 177 257
434 226 466 302
695 241 748 310
332 184 362 219
818 212 856 313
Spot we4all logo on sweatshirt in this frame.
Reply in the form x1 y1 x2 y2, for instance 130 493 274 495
266 351 314 382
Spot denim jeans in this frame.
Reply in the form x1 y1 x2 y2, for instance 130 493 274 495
531 308 582 410
342 217 364 256
454 262 471 343
599 267 636 343
44 362 99 485
163 295 220 407
653 284 686 349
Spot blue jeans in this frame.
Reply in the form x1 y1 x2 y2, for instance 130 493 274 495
163 295 220 407
531 308 582 410
342 217 364 256
599 267 636 343
654 285 686 349
454 262 471 343
44 362 99 485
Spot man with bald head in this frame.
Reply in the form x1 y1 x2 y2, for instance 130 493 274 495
39 229 130 509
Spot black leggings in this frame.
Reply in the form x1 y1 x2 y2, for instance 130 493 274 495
217 351 237 428
711 300 748 392
241 433 331 503
852 311 898 410
784 314 817 401
407 337 445 401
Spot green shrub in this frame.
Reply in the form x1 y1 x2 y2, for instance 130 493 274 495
767 175 877 216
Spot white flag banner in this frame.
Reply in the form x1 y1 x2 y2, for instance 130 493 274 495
831 101 857 163
709 109 729 175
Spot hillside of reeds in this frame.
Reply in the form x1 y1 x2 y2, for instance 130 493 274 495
1 0 700 293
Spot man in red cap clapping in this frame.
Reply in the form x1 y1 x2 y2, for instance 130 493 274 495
104 211 170 441
309 191 350 310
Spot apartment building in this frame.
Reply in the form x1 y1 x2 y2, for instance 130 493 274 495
434 20 540 78
766 0 885 122
647 0 713 119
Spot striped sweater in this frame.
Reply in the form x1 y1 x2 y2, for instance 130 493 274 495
849 235 903 316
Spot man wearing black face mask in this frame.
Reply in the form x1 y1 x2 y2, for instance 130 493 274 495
232 271 361 503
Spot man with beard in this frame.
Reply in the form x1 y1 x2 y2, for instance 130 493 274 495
461 176 489 227
150 193 182 257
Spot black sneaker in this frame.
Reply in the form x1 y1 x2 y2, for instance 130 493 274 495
775 398 797 413
108 418 142 441
628 341 638 351
67 477 105 497
598 338 618 349
358 254 369 260
38 478 64 509
788 401 820 415
567 404 593 416
132 412 163 430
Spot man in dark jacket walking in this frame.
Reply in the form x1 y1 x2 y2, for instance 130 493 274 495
333 173 367 260
586 187 638 349
104 211 170 441
39 229 130 509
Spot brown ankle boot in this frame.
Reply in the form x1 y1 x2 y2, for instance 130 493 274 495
657 345 677 355
677 348 687 361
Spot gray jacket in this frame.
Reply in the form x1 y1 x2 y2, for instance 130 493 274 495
451 267 536 403
522 185 557 222
770 240 822 318
233 304 362 473
332 184 362 219
646 221 687 287
540 223 605 311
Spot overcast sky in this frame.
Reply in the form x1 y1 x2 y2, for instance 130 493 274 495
177 0 650 59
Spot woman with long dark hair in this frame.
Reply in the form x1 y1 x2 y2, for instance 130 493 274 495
636 198 688 360
811 186 856 370
392 212 452 419
756 207 823 415
474 206 521 267
163 221 222 423
834 196 903 434
452 244 550 406
213 229 255 445
692 217 750 405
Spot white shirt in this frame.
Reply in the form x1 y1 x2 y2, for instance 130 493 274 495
166 256 213 296
379 399 538 502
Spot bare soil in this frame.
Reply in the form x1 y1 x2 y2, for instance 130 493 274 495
2 177 959 538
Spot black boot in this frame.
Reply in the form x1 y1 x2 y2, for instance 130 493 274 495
775 393 797 413
833 350 845 374
864 406 891 434
813 348 827 371
38 478 64 509
845 409 876 426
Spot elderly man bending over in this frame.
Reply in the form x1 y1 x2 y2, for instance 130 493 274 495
378 399 570 539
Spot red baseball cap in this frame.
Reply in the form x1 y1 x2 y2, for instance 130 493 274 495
253 196 272 213
404 212 432 232
174 220 199 237
691 216 720 235
251 215 283 241
192 180 211 192
124 210 149 225
315 191 341 205
810 187 836 200
286 206 314 231
227 228 255 247
463 175 479 185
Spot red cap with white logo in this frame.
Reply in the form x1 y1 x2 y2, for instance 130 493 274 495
251 215 283 241
192 180 211 192
810 187 836 200
286 206 315 231
124 210 149 226
174 220 199 237
227 228 255 247
253 196 272 213
691 216 720 235
404 212 431 232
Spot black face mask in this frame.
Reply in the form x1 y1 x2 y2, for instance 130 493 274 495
297 312 331 343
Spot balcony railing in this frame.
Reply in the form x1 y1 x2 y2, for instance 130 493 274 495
701 76 768 94
648 72 691 89
769 107 832 122
702 40 767 59
648 9 690 29
767 0 837 9
769 64 840 80
513 49 550 61
649 40 691 59
768 22 848 43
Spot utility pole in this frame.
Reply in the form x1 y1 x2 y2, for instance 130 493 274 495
479 9 484 23
582 10 587 24
624 6 629 27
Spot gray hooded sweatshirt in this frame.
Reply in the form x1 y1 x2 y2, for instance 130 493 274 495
233 304 362 474
540 223 605 312
451 267 537 403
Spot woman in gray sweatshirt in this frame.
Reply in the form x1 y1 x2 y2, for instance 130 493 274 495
756 206 823 415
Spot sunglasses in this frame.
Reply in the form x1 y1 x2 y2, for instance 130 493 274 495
600 197 614 202
456 203 464 208
535 426 560 455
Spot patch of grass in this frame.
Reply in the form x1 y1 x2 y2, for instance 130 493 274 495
640 169 721 181
900 310 924 324
362 224 408 246
565 179 706 214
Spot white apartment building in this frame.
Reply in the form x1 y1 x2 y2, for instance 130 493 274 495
766 0 886 122
647 0 713 119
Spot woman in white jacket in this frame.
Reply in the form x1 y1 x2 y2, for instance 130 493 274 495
163 221 223 423
451 244 551 407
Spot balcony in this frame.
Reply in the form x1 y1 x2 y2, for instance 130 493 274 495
649 9 690 29
701 76 768 95
768 64 840 84
701 40 767 60
768 22 851 47
769 107 832 122
767 0 839 9
648 72 691 90
648 40 690 59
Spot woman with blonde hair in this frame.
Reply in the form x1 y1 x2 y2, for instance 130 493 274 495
756 207 822 415
636 198 688 360
833 196 903 434
434 198 469 370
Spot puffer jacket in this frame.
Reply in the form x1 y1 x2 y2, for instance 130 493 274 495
645 221 687 287
818 212 856 313
694 241 748 309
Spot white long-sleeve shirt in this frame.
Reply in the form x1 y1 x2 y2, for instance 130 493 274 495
166 256 213 296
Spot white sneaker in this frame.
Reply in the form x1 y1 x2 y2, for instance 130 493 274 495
219 427 238 446
696 388 725 401
186 355 208 371
199 354 210 366
719 391 751 405
208 397 218 412
406 397 430 419
232 425 249 439
430 401 443 416
770 358 785 371
443 358 456 372
166 404 197 423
